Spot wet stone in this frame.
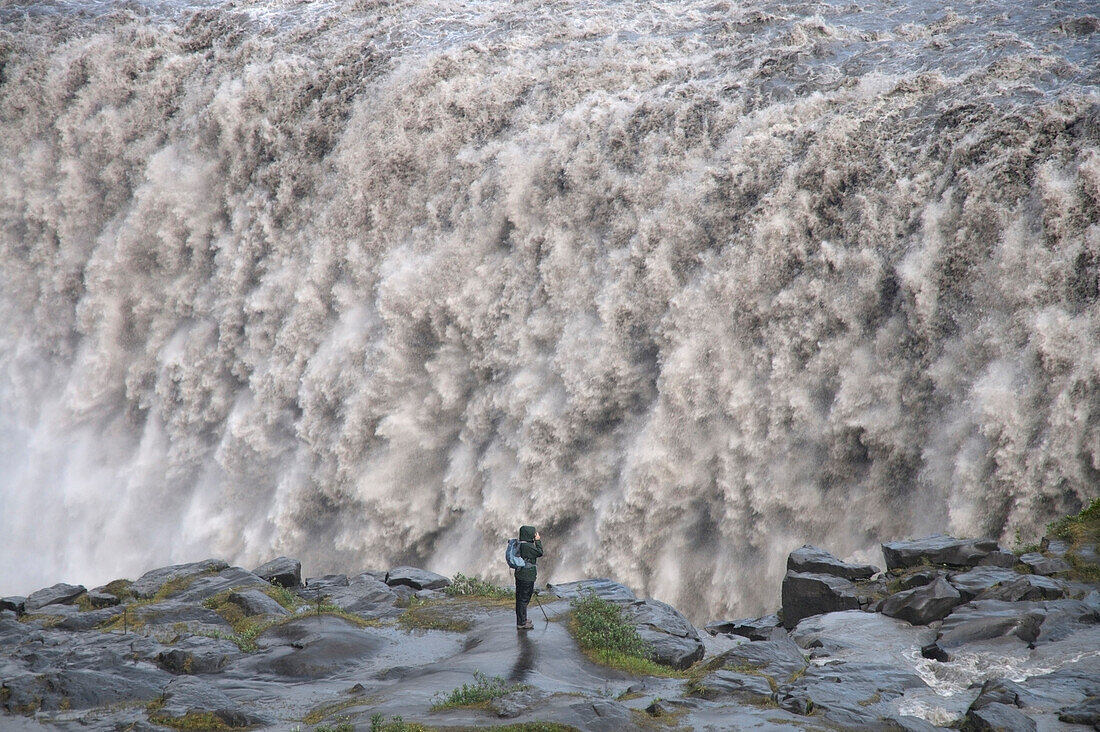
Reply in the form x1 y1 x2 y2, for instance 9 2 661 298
546 578 636 603
881 534 1004 570
781 571 861 628
1 596 26 614
25 583 86 611
786 545 879 580
973 575 1064 602
84 589 121 608
965 701 1037 731
227 589 288 617
948 567 1020 601
705 613 785 641
129 559 229 599
252 556 302 588
1059 696 1100 726
384 566 450 591
1019 552 1072 576
489 688 549 718
879 577 963 625
622 598 704 669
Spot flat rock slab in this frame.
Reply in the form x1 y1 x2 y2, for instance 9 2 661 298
170 566 269 603
227 589 288 617
781 661 928 729
621 598 704 669
1059 696 1100 726
154 676 268 727
25 583 86 611
3 665 168 712
252 556 302 588
385 567 450 591
546 578 636 603
244 615 388 679
156 635 240 675
710 637 808 681
936 600 1046 650
781 571 861 628
880 577 963 625
1019 552 1072 576
965 701 1037 731
129 559 229 599
325 574 397 615
974 575 1064 602
948 567 1021 601
705 613 785 641
787 545 878 580
881 534 1003 570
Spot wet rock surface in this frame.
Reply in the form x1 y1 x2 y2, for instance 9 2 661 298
2 534 1098 731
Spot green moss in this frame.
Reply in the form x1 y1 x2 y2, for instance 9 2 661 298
103 579 135 602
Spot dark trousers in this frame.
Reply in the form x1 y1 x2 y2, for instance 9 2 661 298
515 579 535 625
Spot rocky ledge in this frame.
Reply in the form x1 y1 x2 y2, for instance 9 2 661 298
2 523 1099 731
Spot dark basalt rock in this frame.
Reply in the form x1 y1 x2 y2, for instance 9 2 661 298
325 573 397 615
243 615 387 679
3 665 168 712
1018 552 1072 576
969 678 1032 710
129 559 229 599
782 661 928 730
781 571 861 628
1041 537 1071 556
705 613 785 641
973 575 1064 602
898 570 942 591
881 535 1004 570
879 577 963 625
977 551 1019 568
787 545 879 580
227 589 289 617
489 688 550 718
0 596 25 615
84 589 121 608
170 566 269 603
156 636 239 675
893 715 942 731
546 578 636 603
936 600 1046 649
621 598 704 669
252 556 302 588
1058 696 1100 726
948 567 1020 601
709 636 808 680
964 701 1037 731
56 605 124 632
154 676 269 727
384 566 450 591
25 583 86 611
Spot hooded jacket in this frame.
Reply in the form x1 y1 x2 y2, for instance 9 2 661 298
515 525 543 583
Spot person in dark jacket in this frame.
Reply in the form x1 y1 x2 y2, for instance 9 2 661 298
514 525 543 629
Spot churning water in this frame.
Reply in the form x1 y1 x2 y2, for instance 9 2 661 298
1 0 1098 620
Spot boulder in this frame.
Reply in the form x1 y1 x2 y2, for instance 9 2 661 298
252 557 302 588
299 574 350 600
155 636 239 675
384 566 450 591
948 567 1021 601
1018 552 1072 576
489 688 550 718
25 582 86 611
227 589 289 617
1059 696 1100 726
705 614 785 641
787 545 879 580
0 596 26 615
709 637 808 680
897 571 942 591
84 589 121 608
546 579 636 603
170 566 269 603
969 678 1032 710
564 698 633 732
881 535 1004 570
973 575 1064 602
879 577 963 625
782 661 928 729
1041 537 1071 556
621 599 704 669
325 574 397 615
977 551 1020 568
2 665 168 712
781 571 861 628
936 600 1046 649
56 605 124 631
129 559 229 599
964 702 1036 731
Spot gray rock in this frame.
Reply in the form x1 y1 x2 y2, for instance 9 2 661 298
948 567 1021 601
787 545 879 580
969 678 1032 710
170 566 269 603
299 574 350 599
881 534 1004 570
25 582 86 611
898 571 942 591
154 676 268 727
243 615 387 679
621 598 704 669
705 614 785 641
974 575 1064 602
252 556 302 588
1040 536 1070 555
936 600 1046 649
1073 543 1100 566
84 589 121 608
1 596 26 614
1019 552 1072 576
965 701 1036 731
2 664 168 712
155 636 239 675
489 688 550 718
893 715 942 731
880 577 963 625
781 571 861 628
227 589 289 617
325 574 397 614
783 660 928 729
691 668 775 701
709 637 808 680
1059 696 1100 726
135 599 234 630
978 551 1020 568
565 698 633 732
546 578 636 603
56 605 124 631
384 566 450 591
129 559 229 599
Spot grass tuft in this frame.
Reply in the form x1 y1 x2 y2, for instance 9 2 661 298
567 592 684 677
443 573 515 600
431 670 528 710
398 597 472 632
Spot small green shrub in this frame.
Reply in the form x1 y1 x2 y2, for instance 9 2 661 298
569 593 651 661
444 573 515 600
1049 497 1100 545
369 714 429 731
431 670 528 710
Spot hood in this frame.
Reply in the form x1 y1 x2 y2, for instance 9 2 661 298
519 525 536 542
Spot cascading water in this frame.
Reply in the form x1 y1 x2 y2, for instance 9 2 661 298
1 0 1098 621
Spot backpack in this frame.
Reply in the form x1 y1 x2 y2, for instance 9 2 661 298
505 538 528 570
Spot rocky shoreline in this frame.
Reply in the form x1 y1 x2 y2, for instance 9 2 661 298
2 526 1099 731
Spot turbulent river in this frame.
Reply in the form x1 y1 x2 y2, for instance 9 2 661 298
1 0 1098 621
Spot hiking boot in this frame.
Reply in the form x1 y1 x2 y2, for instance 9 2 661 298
521 620 534 629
